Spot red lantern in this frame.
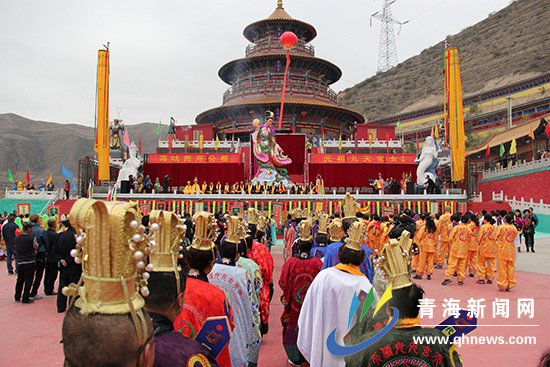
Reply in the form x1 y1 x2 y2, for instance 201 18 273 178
301 111 307 117
280 31 298 50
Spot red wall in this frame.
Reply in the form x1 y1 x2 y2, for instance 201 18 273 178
478 170 550 203
143 162 245 188
356 124 396 140
174 124 215 141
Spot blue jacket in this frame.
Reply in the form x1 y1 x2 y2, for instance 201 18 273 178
31 223 49 253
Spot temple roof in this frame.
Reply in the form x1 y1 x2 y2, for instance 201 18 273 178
243 3 316 43
195 97 365 125
219 53 342 85
466 114 550 157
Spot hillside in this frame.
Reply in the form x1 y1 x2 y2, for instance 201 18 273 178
0 113 168 190
338 0 550 122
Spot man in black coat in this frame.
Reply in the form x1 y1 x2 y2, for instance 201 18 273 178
163 173 172 193
44 218 59 296
2 214 19 275
54 219 82 313
15 222 38 303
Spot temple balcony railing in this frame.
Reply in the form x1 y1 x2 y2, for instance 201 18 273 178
482 157 550 180
245 39 314 57
223 79 337 105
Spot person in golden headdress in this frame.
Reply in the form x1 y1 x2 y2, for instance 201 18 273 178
247 209 275 335
321 194 375 282
279 216 322 366
345 231 462 367
209 215 253 367
144 210 220 366
236 217 263 366
311 213 330 259
297 220 376 367
175 211 233 367
61 199 156 367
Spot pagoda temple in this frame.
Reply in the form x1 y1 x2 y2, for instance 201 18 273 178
195 0 365 141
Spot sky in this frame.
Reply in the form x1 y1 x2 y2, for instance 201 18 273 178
0 0 511 128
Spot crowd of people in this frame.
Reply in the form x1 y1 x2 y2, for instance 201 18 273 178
11 179 55 191
127 174 328 195
0 196 545 366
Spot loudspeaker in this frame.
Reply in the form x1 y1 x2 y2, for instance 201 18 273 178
406 181 415 195
121 181 130 194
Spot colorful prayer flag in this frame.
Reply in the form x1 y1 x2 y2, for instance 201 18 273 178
139 135 142 154
61 165 74 179
529 127 535 139
435 123 439 139
184 135 189 150
215 135 220 151
7 167 13 183
545 119 550 136
499 142 505 157
338 133 342 150
396 121 402 130
123 129 130 147
26 170 30 185
509 137 517 155
71 180 78 192
156 120 161 135
485 144 490 157
46 174 52 185
199 134 204 152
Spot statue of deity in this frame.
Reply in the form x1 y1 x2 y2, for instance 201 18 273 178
416 136 439 185
116 142 140 184
251 110 293 186
109 119 125 149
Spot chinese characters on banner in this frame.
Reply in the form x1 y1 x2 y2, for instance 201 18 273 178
310 154 416 164
148 153 242 164
418 298 534 319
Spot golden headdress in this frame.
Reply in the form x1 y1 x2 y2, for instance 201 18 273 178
190 212 218 251
345 220 367 250
296 208 309 219
376 231 414 290
148 210 185 272
66 199 153 315
341 193 359 218
257 212 268 233
224 215 246 244
329 218 343 242
246 207 258 225
298 217 314 241
317 213 329 234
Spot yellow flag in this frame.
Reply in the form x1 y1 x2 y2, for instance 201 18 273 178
215 135 220 151
45 174 52 185
435 123 439 138
510 137 517 154
445 48 465 182
96 49 110 181
529 127 535 139
338 133 342 150
199 134 204 151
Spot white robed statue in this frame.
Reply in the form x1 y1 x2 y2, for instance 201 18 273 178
116 142 140 184
416 136 439 185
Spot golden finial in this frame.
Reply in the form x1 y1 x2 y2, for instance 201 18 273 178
277 0 283 8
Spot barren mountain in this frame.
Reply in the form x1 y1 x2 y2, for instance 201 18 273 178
338 0 550 122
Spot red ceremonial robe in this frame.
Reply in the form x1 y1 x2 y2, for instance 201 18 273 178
249 241 274 333
174 270 234 367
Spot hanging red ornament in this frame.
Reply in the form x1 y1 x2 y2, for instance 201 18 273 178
280 31 298 50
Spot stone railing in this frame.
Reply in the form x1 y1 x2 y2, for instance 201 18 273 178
491 191 550 215
482 157 550 180
223 78 337 104
245 39 315 57
4 189 59 200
